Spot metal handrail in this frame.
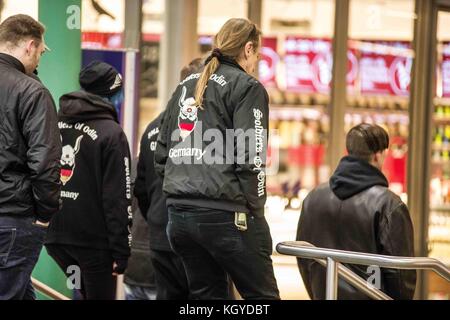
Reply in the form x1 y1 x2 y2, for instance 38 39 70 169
311 253 392 300
276 241 450 300
31 277 71 300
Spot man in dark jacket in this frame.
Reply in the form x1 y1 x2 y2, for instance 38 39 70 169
154 20 279 299
0 14 61 300
123 158 156 300
135 111 190 300
46 61 132 300
297 123 416 300
133 59 204 299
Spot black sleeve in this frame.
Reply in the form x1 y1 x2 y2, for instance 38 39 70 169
296 199 315 300
102 129 132 262
154 110 169 179
134 129 150 220
233 81 269 217
20 89 62 222
378 202 417 300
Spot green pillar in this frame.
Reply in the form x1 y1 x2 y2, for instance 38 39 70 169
38 0 81 105
32 0 82 300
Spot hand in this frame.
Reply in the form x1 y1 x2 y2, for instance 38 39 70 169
112 262 119 276
112 260 128 276
34 220 50 228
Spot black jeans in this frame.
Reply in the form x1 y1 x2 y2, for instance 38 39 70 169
150 249 190 300
0 215 47 300
167 205 280 300
45 244 116 300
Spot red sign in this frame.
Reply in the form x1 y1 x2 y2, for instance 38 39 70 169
284 37 332 93
347 48 359 94
442 42 450 98
383 136 407 193
287 145 325 166
82 32 123 49
359 41 412 96
284 37 358 93
259 37 279 87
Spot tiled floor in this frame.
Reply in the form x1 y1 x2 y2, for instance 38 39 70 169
266 207 309 299
272 254 310 300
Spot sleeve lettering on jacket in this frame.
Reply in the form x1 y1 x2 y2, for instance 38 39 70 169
124 156 132 247
252 108 266 198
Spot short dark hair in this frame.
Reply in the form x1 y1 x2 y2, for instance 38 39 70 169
0 14 45 48
180 57 204 81
346 123 389 162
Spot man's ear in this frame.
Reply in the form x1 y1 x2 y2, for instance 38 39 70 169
373 152 380 163
373 150 386 165
25 39 35 55
370 152 379 166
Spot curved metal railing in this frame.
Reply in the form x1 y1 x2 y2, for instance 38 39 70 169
31 277 71 300
276 241 450 300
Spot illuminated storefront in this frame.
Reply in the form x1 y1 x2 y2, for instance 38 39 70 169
1 0 449 300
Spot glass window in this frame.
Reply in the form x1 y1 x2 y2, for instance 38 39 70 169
139 0 165 139
428 10 450 300
0 0 38 21
347 0 415 203
82 0 125 33
261 0 335 300
198 0 247 35
80 0 125 50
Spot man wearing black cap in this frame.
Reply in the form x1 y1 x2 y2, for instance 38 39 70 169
45 61 132 300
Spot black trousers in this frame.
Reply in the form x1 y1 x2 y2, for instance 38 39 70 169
167 205 280 300
46 244 116 300
149 249 190 300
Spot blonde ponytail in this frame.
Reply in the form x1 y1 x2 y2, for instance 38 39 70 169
194 18 261 109
194 56 219 108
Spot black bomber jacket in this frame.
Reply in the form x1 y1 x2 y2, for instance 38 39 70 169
155 58 269 217
0 53 61 222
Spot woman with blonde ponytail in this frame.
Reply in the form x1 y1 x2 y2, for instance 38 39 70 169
154 18 280 300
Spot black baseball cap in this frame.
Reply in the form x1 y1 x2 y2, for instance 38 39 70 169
79 60 123 98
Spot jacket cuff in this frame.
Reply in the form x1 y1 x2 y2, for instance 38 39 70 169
251 207 265 218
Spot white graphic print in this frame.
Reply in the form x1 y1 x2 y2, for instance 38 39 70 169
110 74 123 90
177 86 198 140
60 135 83 185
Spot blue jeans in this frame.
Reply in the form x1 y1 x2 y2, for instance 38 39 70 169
167 205 280 300
124 284 157 300
0 215 47 300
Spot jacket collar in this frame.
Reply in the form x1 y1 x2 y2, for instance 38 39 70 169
219 56 247 73
0 53 26 74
